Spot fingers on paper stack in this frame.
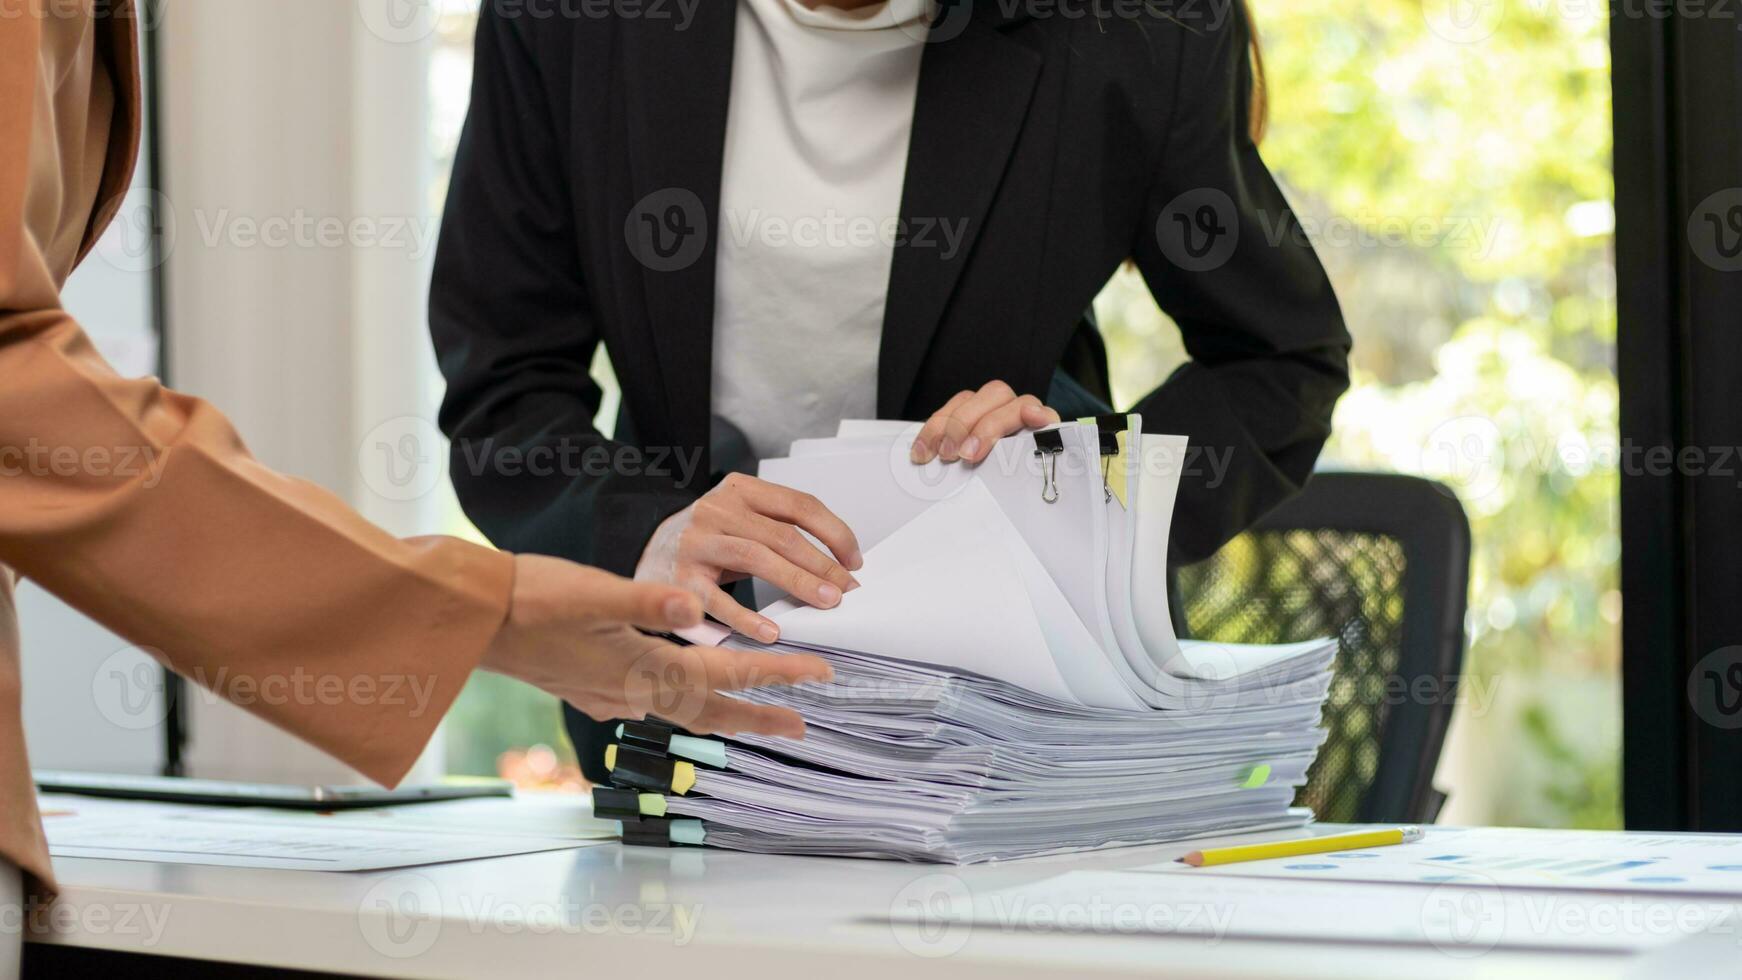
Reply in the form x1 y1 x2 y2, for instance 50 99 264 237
594 417 1337 863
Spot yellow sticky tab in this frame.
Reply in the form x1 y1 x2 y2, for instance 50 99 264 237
672 761 696 795
642 794 668 817
1110 428 1131 508
1240 764 1272 789
604 744 618 771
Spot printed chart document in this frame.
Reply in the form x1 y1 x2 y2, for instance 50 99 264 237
39 793 606 871
1133 826 1742 897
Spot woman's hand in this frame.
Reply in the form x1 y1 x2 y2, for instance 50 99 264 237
634 474 863 644
909 380 1062 465
482 555 831 739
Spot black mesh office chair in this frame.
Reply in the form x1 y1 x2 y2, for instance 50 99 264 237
1172 472 1471 823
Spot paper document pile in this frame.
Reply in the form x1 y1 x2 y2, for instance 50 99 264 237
598 418 1335 863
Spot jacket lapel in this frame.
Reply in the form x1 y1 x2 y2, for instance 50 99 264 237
877 8 1042 418
78 0 144 266
620 1 739 455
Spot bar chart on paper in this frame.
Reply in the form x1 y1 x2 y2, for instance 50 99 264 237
1137 826 1742 895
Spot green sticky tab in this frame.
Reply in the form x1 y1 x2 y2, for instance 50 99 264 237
670 820 706 846
641 793 668 818
1240 764 1272 789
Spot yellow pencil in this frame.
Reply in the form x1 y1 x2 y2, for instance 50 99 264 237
1179 826 1425 867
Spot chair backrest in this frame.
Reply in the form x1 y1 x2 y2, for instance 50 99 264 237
1172 472 1470 823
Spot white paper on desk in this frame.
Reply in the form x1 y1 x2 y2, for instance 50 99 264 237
45 811 600 871
770 478 1147 708
1133 825 1742 897
892 869 1718 953
191 795 621 842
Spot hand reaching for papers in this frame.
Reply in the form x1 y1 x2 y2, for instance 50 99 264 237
481 555 831 739
909 380 1062 465
634 474 864 644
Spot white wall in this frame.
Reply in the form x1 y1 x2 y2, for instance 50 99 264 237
154 0 442 784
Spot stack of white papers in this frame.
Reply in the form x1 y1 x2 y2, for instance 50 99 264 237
643 418 1335 863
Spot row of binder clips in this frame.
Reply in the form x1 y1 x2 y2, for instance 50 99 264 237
592 719 716 849
1033 415 1125 504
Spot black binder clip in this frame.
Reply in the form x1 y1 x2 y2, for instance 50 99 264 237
1094 416 1124 502
1033 428 1064 504
619 816 705 849
618 719 675 754
592 786 648 822
620 817 678 848
607 743 695 794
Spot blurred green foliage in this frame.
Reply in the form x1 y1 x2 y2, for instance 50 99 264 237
1099 0 1619 825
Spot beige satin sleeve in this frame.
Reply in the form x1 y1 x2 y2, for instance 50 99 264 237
0 14 515 793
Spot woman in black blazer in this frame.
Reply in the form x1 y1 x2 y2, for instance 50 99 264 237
430 0 1350 780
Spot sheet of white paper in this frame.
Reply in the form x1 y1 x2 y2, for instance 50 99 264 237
892 869 1719 953
770 479 1084 704
191 795 621 842
44 806 599 871
1132 826 1742 897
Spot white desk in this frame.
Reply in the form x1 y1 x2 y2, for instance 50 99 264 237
25 817 1736 979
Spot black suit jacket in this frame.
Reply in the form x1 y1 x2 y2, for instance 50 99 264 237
430 0 1351 780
